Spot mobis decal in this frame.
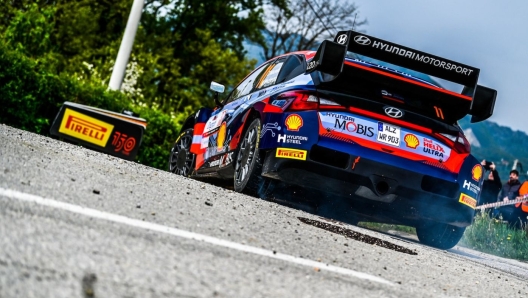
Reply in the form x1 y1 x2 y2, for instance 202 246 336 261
59 108 114 147
319 111 453 159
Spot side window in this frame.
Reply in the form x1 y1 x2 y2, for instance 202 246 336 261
253 59 285 90
225 61 275 104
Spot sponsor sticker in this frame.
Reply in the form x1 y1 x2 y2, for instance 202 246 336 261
337 34 348 44
276 148 307 161
377 121 400 147
111 131 136 155
219 152 234 168
366 36 476 77
261 122 281 138
318 111 452 159
404 134 419 149
472 164 483 181
271 99 287 107
217 122 227 152
285 114 303 131
353 35 371 46
204 110 226 135
277 134 308 145
201 136 209 149
306 60 318 71
59 108 114 147
209 158 221 167
423 138 445 158
463 180 481 194
459 193 477 209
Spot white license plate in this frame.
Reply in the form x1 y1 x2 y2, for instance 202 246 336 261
377 122 400 147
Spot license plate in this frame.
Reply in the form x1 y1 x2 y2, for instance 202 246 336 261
377 122 400 147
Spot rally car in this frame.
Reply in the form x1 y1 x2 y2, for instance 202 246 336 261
169 30 497 249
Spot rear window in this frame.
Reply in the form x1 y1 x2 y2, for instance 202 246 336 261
314 55 472 128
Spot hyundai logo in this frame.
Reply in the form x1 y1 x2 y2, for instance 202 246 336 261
336 34 348 45
354 35 371 46
384 107 403 118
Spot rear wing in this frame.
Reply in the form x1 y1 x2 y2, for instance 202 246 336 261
307 30 497 123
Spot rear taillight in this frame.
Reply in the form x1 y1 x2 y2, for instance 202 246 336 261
439 132 471 154
279 91 319 111
277 90 341 111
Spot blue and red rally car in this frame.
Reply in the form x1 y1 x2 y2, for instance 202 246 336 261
169 30 497 249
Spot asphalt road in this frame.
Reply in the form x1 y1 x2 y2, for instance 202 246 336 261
1 123 528 298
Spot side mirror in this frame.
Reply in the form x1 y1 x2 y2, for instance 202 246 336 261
210 81 225 107
468 85 497 123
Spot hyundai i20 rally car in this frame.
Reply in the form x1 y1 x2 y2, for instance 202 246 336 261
169 30 497 249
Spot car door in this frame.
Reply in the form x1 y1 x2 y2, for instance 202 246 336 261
199 60 278 165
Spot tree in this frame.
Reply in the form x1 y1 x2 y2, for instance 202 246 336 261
258 0 367 60
0 0 290 117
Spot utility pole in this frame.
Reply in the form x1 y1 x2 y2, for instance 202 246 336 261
108 0 144 91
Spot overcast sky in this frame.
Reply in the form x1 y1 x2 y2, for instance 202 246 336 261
351 0 527 134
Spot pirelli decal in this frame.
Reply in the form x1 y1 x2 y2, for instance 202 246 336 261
459 193 477 209
59 108 114 147
276 148 307 161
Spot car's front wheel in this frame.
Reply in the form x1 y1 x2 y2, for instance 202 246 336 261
234 118 263 196
169 128 196 177
416 221 466 249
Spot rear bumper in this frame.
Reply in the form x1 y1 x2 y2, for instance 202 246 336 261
262 140 475 227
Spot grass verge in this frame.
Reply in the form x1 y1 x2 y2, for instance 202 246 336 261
460 211 528 261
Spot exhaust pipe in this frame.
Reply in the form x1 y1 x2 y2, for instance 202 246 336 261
375 181 390 195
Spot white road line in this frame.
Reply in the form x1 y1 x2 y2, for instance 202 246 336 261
0 187 393 286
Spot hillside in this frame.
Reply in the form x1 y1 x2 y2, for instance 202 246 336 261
460 117 528 181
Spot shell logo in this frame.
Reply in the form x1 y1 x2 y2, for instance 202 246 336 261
471 164 483 182
404 134 419 149
285 114 303 131
217 122 227 152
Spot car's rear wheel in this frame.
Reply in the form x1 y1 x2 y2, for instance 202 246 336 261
416 221 466 249
169 128 195 177
234 118 263 196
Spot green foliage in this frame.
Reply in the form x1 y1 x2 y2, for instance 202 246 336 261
136 28 256 115
0 0 276 115
4 3 55 57
132 106 185 170
0 40 182 170
0 0 290 171
460 117 528 181
461 212 528 260
0 40 128 134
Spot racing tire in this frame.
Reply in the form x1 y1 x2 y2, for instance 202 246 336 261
416 221 466 250
234 118 263 196
168 128 196 177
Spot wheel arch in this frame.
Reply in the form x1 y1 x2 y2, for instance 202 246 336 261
180 114 196 132
180 108 213 133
